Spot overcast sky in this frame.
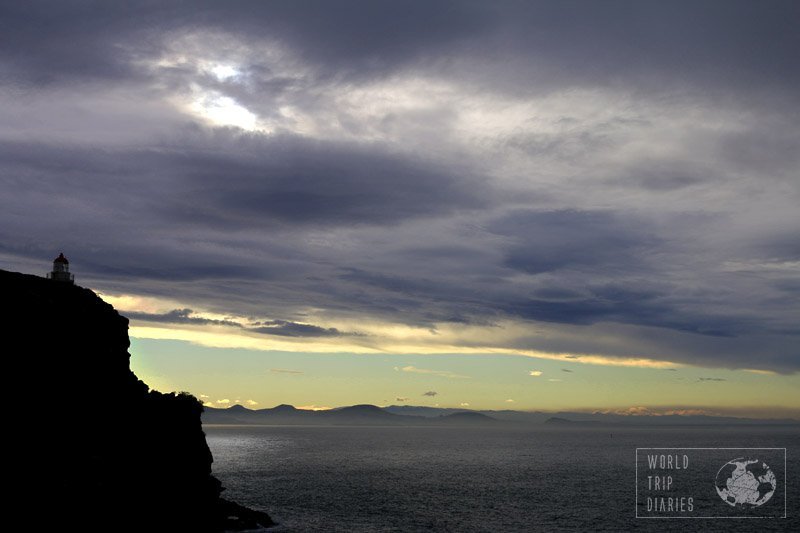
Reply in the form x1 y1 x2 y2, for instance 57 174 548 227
1 1 799 409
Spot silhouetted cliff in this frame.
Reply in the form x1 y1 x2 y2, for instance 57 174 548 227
2 269 273 531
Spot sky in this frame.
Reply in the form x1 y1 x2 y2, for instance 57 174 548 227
1 1 798 417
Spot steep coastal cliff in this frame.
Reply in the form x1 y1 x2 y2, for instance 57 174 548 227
2 269 273 531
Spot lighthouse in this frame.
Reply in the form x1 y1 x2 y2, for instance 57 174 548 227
48 253 75 284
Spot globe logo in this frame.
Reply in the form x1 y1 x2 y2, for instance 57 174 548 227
715 457 776 507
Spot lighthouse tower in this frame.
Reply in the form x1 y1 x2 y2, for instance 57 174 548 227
48 253 74 284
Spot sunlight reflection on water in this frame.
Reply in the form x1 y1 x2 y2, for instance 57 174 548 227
205 425 798 532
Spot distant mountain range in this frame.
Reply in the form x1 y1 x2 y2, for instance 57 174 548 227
202 403 498 426
385 405 799 426
202 403 798 426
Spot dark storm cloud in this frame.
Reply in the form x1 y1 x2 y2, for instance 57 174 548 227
757 235 800 262
489 210 658 275
205 0 800 105
125 308 241 328
175 136 488 226
218 0 491 80
508 325 800 374
334 267 511 328
500 291 745 337
125 308 345 338
1 1 798 374
2 1 797 97
485 1 800 95
616 160 709 192
249 320 342 338
339 268 443 297
0 0 489 86
0 134 487 230
0 2 152 84
772 279 800 295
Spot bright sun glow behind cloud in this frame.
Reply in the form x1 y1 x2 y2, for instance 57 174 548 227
209 63 239 81
189 92 258 130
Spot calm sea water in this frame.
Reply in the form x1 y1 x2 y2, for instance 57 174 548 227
205 425 799 532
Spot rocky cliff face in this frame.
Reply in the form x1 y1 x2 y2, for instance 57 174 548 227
2 269 273 531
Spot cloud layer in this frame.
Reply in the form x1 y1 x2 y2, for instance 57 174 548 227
1 1 798 373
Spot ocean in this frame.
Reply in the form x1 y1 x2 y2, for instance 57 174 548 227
205 425 799 532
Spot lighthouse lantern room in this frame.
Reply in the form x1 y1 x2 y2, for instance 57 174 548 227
48 253 75 284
